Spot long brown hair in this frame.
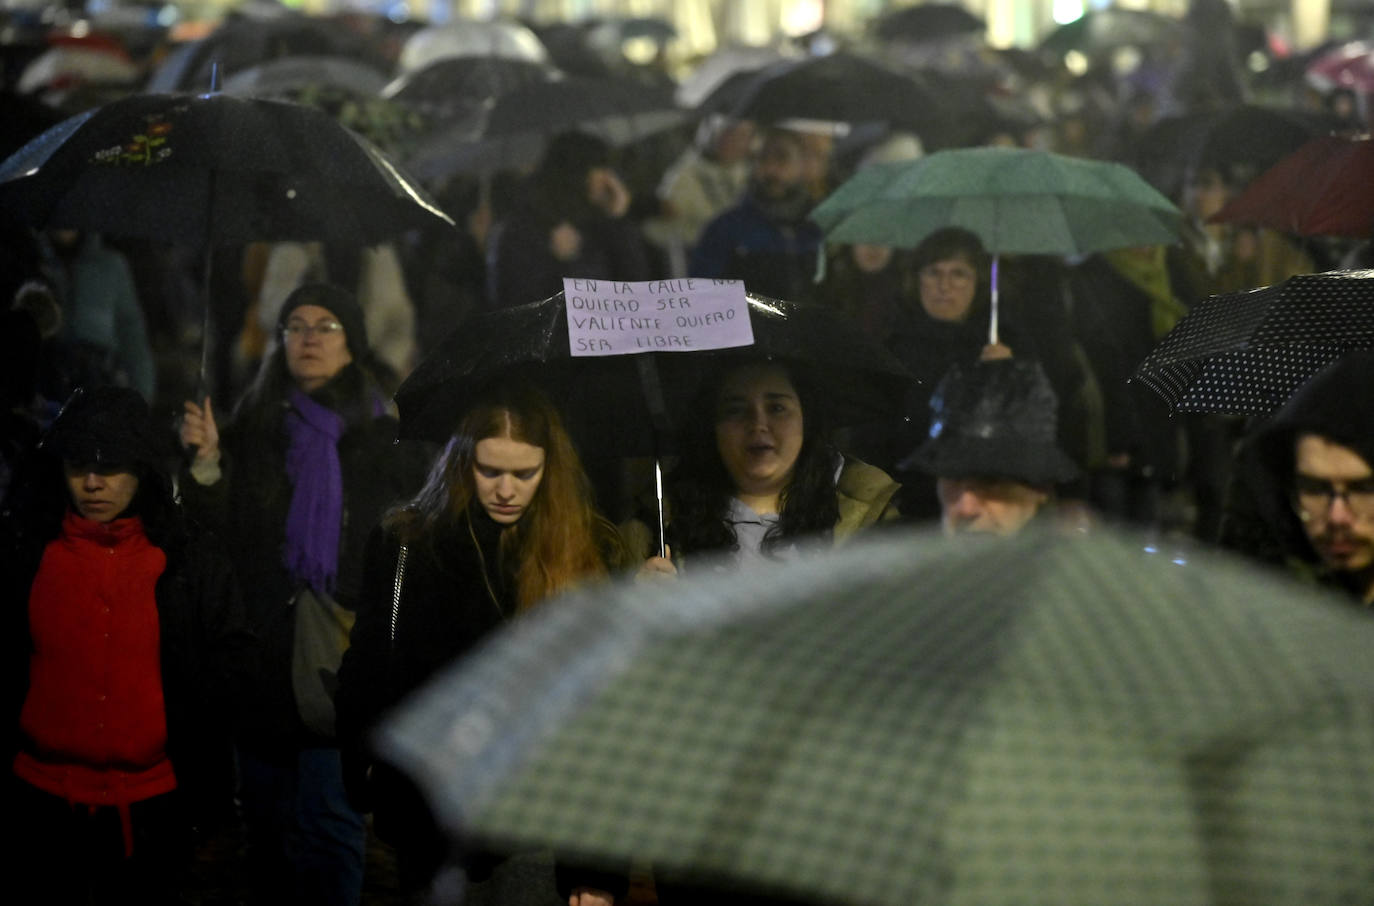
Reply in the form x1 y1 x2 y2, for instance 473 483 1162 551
385 382 619 610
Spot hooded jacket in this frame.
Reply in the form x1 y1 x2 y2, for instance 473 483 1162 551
1222 351 1374 598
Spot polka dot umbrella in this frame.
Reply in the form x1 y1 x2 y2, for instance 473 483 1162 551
376 527 1374 906
1132 269 1374 416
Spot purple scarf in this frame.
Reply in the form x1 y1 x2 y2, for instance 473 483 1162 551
283 388 346 593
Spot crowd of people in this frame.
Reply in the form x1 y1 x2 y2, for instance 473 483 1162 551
4 0 1374 903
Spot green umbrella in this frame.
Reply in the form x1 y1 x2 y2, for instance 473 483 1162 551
379 528 1374 906
810 146 1183 344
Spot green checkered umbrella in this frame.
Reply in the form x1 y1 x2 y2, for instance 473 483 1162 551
378 529 1374 906
810 147 1183 344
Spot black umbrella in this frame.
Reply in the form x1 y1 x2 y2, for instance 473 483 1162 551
404 74 685 181
395 290 913 450
718 52 948 131
379 526 1374 906
0 92 453 390
0 92 451 243
1129 104 1340 200
1132 269 1374 416
145 13 360 93
396 289 911 559
871 3 986 43
382 56 556 123
1039 8 1184 60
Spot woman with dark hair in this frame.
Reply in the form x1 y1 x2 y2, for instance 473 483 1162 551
336 381 625 901
633 358 899 576
2 385 253 904
177 282 430 906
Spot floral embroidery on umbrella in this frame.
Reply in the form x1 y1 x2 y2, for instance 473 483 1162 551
91 115 175 166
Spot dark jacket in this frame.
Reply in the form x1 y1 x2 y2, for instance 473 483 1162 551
1067 253 1183 482
3 511 255 829
486 204 655 309
179 385 431 750
689 197 823 304
1220 351 1374 601
336 513 511 836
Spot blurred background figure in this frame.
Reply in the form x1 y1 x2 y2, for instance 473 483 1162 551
690 127 823 303
485 131 655 308
35 229 156 404
644 114 755 275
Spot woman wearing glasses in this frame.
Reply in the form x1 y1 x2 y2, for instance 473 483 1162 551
178 282 431 906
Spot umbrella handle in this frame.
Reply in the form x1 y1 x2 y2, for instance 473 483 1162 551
636 355 672 560
654 458 666 560
988 253 1000 347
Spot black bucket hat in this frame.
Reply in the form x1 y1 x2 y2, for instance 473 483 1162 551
900 358 1079 487
40 386 165 471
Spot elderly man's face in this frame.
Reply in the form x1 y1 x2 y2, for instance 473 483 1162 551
937 476 1047 536
1292 434 1374 590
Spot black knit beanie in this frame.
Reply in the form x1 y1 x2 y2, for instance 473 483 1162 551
277 282 369 362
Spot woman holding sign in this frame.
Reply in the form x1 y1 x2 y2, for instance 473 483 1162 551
631 358 900 576
336 380 627 901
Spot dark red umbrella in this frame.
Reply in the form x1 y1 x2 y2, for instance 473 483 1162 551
1211 133 1374 238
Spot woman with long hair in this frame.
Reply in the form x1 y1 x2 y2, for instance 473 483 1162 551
635 358 900 577
178 282 431 906
336 380 625 900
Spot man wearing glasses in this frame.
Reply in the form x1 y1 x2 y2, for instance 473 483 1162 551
1234 351 1374 605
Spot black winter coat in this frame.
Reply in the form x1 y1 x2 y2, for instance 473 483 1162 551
178 388 432 750
335 513 511 839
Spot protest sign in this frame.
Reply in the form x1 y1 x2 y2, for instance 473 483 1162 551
563 277 753 356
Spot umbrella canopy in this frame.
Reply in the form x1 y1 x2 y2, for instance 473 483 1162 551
378 526 1374 906
144 14 360 93
674 44 796 109
0 92 452 245
812 147 1182 344
1130 104 1338 201
396 19 549 74
382 56 555 122
717 52 948 132
1039 7 1184 61
393 291 912 451
1132 268 1374 416
1306 40 1374 95
221 54 390 99
16 45 141 95
811 146 1181 255
1210 133 1374 238
404 75 684 182
870 3 986 43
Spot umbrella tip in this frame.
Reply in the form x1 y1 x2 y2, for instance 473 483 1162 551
209 61 221 94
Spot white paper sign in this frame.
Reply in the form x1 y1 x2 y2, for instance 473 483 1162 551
563 277 754 356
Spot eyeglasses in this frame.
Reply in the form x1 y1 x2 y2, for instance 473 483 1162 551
282 320 344 341
1290 474 1374 520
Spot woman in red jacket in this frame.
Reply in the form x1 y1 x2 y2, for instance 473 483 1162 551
2 386 254 904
